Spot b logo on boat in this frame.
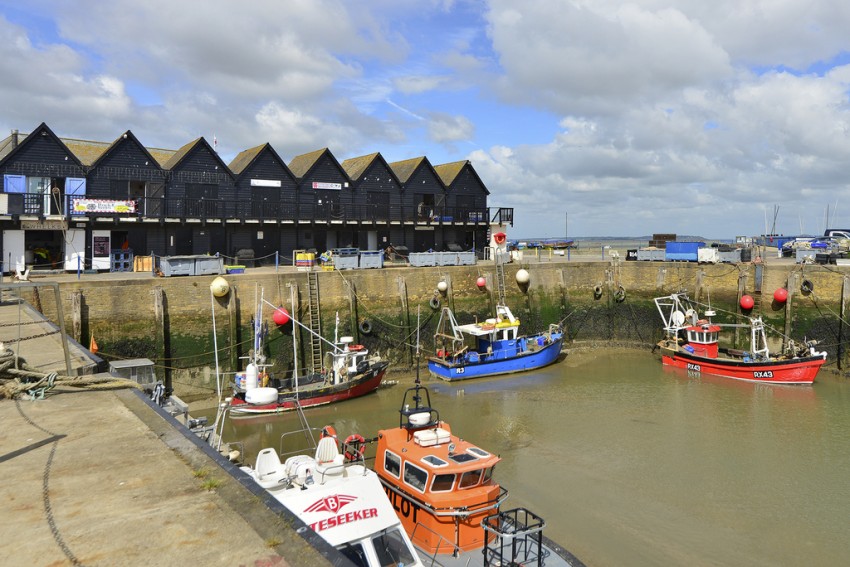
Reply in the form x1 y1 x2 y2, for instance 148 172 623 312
305 494 357 514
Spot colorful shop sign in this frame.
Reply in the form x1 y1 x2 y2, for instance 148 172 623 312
71 198 136 215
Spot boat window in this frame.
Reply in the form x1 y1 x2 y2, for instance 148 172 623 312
372 527 417 567
483 466 495 483
422 455 448 467
449 452 478 464
459 469 483 488
431 473 455 492
337 542 369 567
403 462 428 492
384 451 401 478
467 447 490 458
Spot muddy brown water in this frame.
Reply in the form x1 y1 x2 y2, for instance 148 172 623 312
198 350 850 566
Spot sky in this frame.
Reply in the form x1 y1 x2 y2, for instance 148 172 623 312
2 0 850 239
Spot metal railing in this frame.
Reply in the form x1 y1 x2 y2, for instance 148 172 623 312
15 194 505 225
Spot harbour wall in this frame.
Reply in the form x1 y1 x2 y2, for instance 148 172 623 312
18 259 850 396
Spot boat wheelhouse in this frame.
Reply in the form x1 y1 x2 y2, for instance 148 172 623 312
374 378 582 566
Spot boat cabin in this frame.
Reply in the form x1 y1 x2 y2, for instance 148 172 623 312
684 323 721 358
375 384 505 555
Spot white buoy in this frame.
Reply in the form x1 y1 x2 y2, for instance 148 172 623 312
245 362 259 389
516 269 530 284
210 276 230 297
437 280 448 293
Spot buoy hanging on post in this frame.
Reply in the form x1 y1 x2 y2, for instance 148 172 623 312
773 288 788 303
273 307 290 325
437 280 448 294
476 276 487 290
516 269 530 285
210 276 230 297
593 284 603 299
740 295 755 310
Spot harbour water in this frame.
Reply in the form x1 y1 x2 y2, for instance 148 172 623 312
204 350 850 566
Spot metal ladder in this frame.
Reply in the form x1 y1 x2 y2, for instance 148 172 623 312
306 271 323 373
495 249 507 306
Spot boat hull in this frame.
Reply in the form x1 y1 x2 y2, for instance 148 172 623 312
659 347 825 384
427 337 563 381
229 362 387 416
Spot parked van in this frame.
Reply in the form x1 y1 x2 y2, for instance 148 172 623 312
824 229 850 239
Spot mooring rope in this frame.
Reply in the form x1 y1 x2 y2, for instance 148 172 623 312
0 347 141 400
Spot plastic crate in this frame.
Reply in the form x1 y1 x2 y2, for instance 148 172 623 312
358 250 384 269
332 248 360 269
409 252 437 266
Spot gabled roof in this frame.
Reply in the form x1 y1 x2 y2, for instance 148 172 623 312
229 144 266 175
61 138 111 166
0 130 24 161
434 160 467 185
434 160 490 195
341 152 380 180
162 138 201 170
89 130 164 170
341 152 402 186
388 156 446 190
228 143 294 183
288 147 327 178
162 137 233 178
388 156 426 183
0 123 85 169
288 147 350 182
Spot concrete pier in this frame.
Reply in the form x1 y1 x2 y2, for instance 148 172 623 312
0 388 335 566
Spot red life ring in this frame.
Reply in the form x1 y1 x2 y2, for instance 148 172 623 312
321 425 337 440
343 434 366 462
349 344 365 351
493 232 506 245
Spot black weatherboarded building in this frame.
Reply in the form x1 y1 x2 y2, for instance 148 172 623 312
0 123 507 273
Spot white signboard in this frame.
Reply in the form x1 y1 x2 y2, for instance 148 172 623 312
250 179 282 187
312 182 342 190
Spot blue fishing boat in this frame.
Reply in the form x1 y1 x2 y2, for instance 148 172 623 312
427 304 564 381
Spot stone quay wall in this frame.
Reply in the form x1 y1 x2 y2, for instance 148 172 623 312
18 258 850 395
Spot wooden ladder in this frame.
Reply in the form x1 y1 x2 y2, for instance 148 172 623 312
306 271 323 373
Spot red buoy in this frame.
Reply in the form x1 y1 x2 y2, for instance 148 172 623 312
740 295 754 310
773 288 788 303
476 276 487 290
273 307 290 326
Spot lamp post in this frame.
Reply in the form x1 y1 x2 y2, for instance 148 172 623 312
565 211 570 261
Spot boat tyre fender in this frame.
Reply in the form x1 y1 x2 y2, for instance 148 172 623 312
429 295 441 310
614 285 626 303
343 434 366 462
801 279 814 294
358 319 372 335
593 284 603 299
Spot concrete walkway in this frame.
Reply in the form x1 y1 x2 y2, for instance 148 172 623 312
0 388 336 566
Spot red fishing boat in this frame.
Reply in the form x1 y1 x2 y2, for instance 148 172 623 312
373 376 583 566
654 293 826 384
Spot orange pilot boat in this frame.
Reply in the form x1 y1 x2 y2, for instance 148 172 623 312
374 376 583 566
